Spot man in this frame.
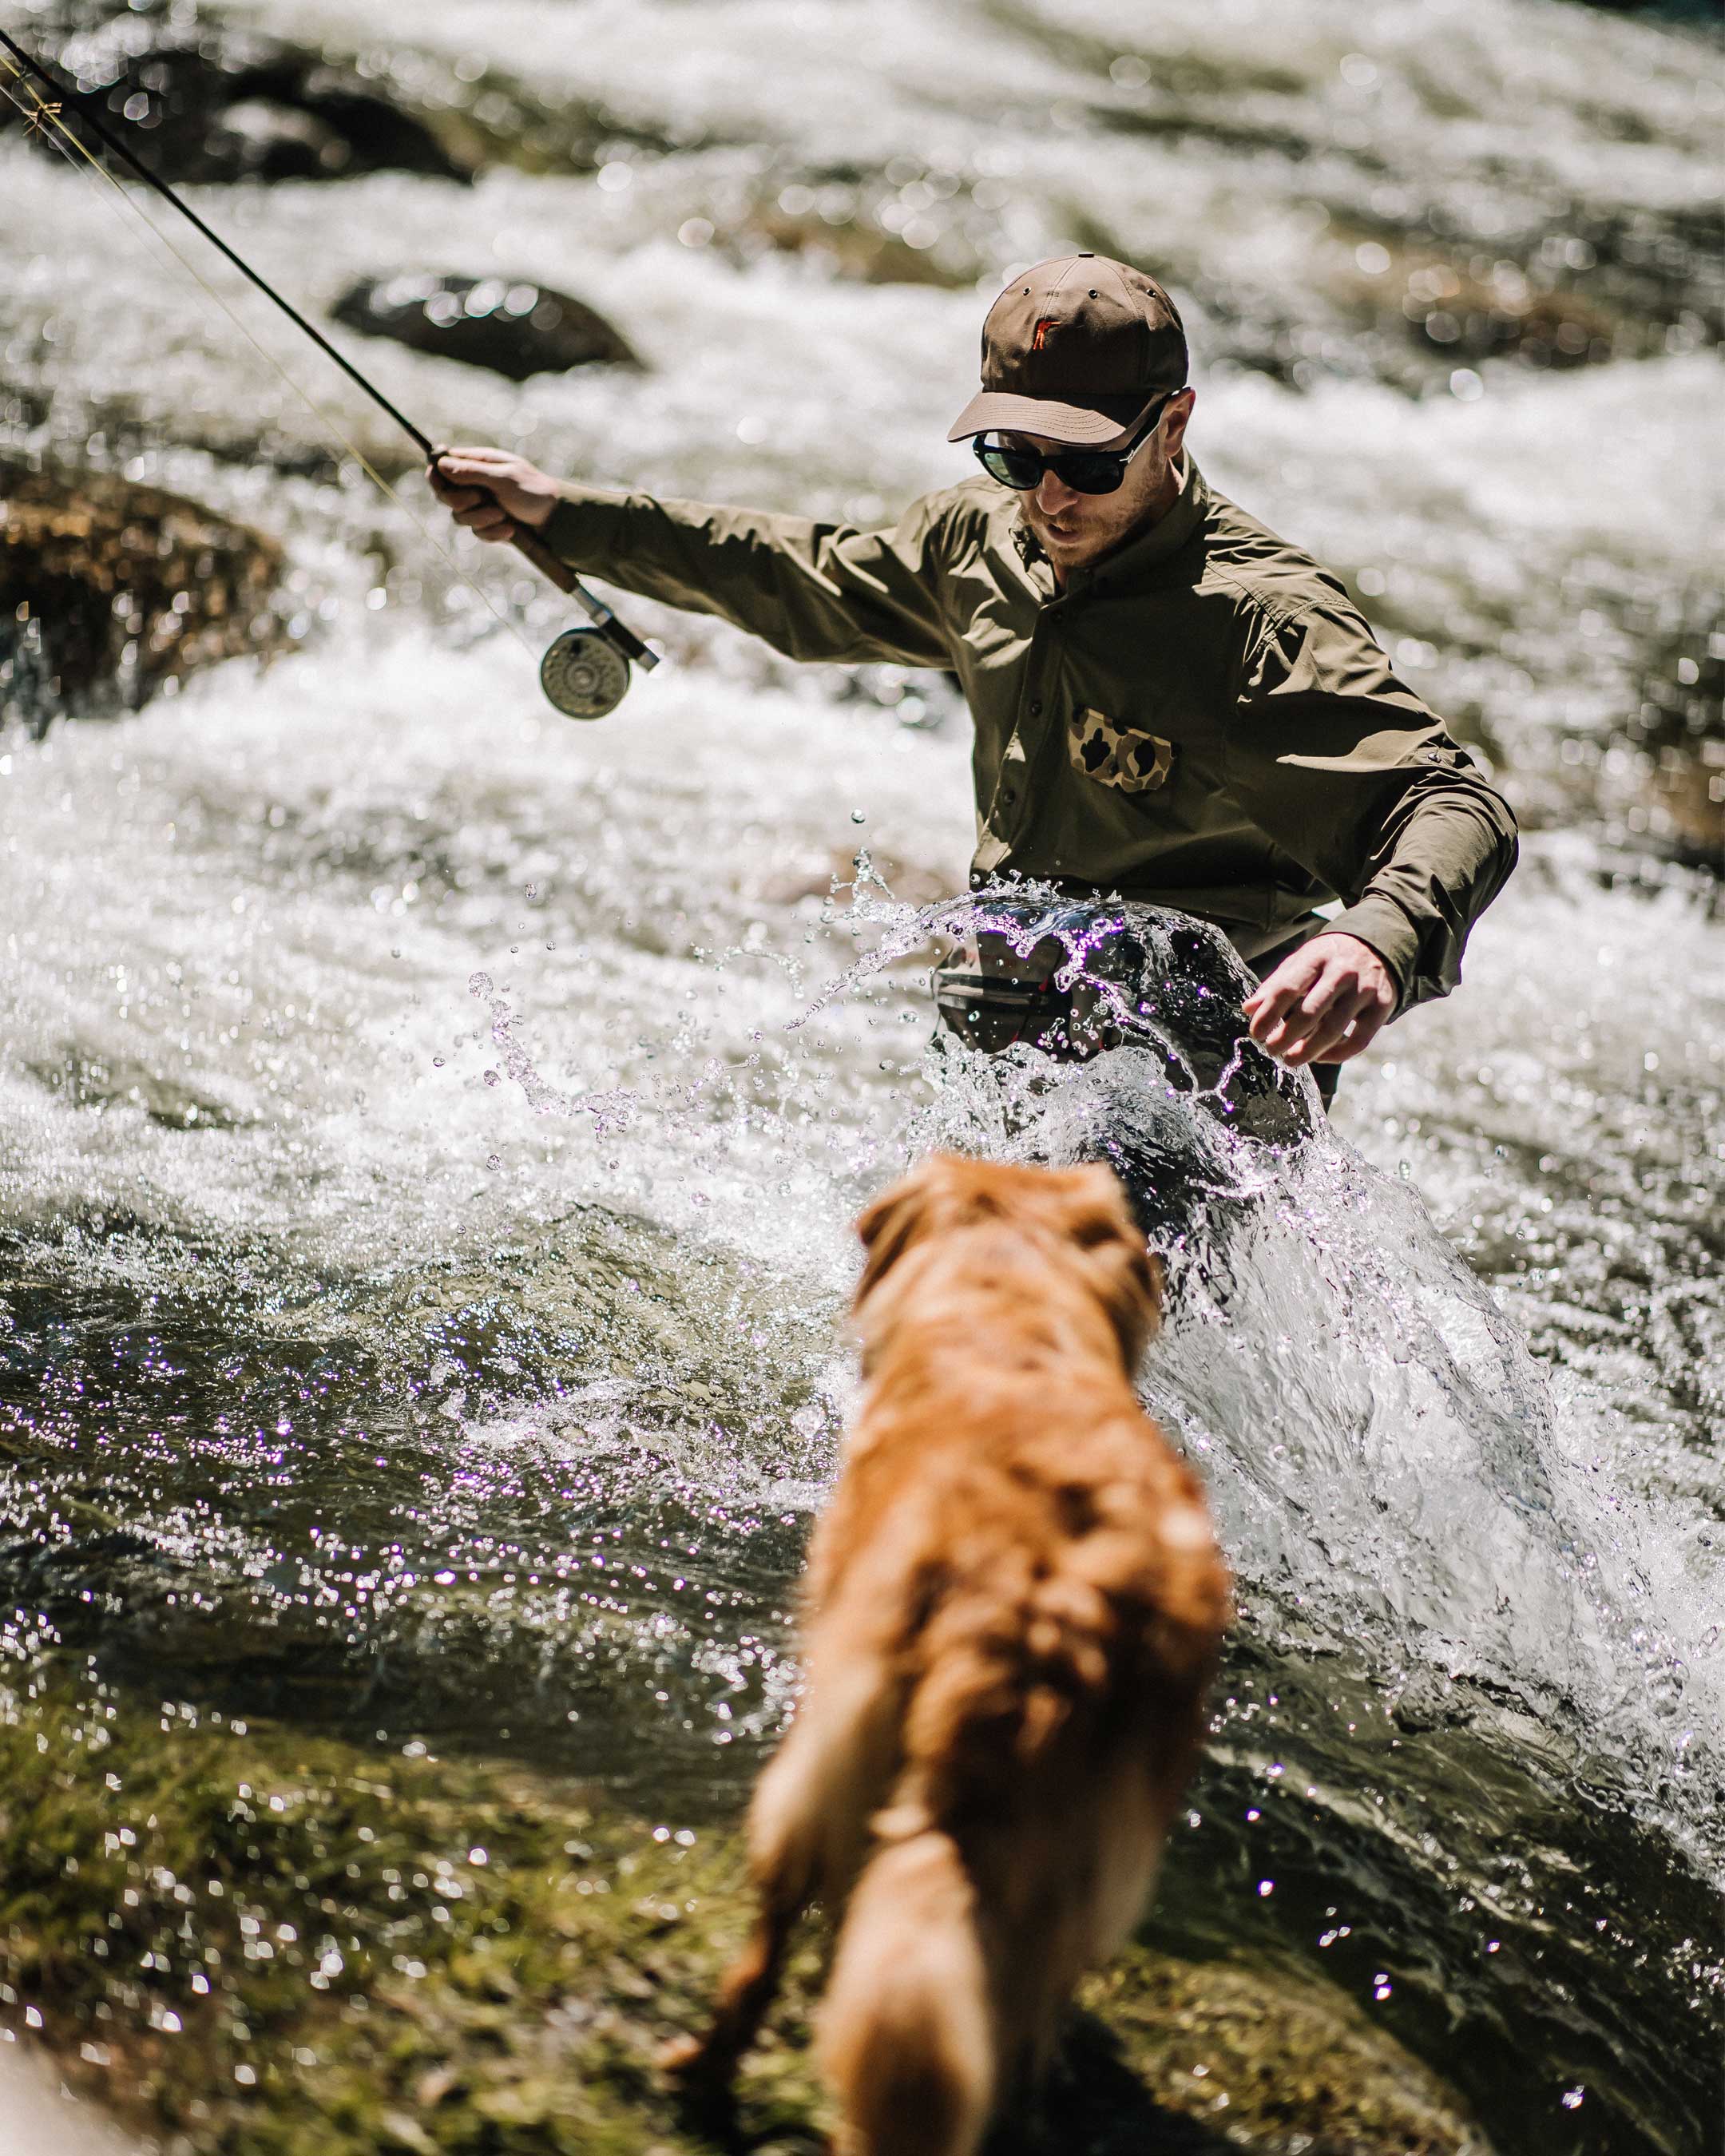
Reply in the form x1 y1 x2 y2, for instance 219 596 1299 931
430 253 1517 1096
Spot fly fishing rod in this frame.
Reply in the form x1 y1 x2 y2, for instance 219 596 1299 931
0 26 656 719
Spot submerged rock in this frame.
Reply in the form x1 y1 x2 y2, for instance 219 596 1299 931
331 273 643 380
0 460 284 729
0 1674 1491 2156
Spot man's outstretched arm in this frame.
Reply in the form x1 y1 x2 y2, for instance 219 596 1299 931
429 447 954 670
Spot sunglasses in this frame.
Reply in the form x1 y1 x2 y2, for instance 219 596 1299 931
973 397 1172 496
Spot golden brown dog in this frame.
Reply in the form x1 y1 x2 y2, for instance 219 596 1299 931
664 1153 1231 2154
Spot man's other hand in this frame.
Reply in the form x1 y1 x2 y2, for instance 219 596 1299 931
1242 932 1398 1067
426 446 559 541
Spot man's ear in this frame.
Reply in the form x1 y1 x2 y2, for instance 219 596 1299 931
1163 386 1196 462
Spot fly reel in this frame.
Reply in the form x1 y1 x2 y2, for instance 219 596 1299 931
539 624 632 720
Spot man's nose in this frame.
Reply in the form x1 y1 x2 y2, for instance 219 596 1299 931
1033 468 1081 515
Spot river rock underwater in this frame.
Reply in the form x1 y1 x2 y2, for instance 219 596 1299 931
2 0 1722 2150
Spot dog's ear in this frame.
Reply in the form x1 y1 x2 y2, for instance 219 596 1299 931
854 1177 929 1308
853 1154 983 1306
1060 1167 1163 1365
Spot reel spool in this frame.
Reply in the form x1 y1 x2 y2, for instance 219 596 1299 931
539 625 632 720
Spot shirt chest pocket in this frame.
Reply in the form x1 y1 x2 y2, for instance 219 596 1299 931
1068 705 1176 793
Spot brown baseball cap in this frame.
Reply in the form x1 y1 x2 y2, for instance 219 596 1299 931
947 253 1188 448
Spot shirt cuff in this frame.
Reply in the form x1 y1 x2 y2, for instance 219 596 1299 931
1322 897 1420 1009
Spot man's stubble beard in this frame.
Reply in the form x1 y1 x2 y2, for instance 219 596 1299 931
1018 440 1182 578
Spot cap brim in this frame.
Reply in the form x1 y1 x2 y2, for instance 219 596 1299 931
946 390 1153 447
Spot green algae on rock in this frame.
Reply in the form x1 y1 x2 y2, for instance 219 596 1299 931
0 1665 1490 2155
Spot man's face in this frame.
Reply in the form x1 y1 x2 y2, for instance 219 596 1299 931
1014 390 1195 580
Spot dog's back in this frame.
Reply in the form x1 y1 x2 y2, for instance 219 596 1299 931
668 1156 1231 2156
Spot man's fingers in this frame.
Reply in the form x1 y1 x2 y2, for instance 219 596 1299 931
426 467 518 540
1247 932 1397 1069
434 449 518 485
1281 989 1371 1064
1249 958 1343 1050
1244 950 1326 1040
1311 998 1394 1067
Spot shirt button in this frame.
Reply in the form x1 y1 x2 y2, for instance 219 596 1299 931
1001 786 1018 805
1029 700 1043 715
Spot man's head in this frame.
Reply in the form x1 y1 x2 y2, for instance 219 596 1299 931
949 254 1195 578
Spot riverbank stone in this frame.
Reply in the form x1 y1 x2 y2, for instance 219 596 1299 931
332 273 643 380
0 1672 1492 2156
0 459 284 729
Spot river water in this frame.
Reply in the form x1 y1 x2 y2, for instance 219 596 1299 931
2 1 1722 2150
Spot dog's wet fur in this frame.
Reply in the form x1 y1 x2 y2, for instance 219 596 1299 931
664 1154 1232 2155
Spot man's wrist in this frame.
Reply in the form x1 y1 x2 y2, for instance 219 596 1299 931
1322 903 1414 1011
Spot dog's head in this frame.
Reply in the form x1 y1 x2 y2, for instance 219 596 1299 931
855 1153 1162 1366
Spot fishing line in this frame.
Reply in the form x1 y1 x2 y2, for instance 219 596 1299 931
0 30 657 715
0 59 541 664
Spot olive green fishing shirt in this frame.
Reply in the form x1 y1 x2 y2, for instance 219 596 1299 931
542 458 1517 1009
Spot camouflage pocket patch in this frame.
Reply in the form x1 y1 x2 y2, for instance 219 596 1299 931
1069 707 1176 792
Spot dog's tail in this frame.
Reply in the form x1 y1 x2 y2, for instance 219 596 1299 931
819 1825 994 2156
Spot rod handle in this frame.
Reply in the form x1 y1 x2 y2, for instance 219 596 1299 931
429 451 659 673
506 526 658 671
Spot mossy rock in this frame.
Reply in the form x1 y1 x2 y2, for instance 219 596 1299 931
0 1673 1490 2155
0 460 285 729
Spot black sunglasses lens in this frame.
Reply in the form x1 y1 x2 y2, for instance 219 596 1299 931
978 442 1043 489
1058 455 1120 495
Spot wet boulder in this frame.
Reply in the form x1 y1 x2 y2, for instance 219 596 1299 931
1 20 468 184
331 273 642 381
0 460 285 730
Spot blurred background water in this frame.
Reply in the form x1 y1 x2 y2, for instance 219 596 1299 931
1 1 1721 2150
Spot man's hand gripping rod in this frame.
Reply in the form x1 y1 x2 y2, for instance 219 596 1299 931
442 461 660 719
